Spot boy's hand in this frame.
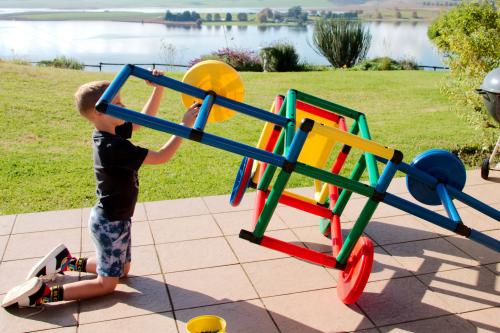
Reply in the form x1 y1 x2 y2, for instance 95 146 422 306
182 102 200 127
145 69 164 88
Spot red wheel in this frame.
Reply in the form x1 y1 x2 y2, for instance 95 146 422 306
337 236 374 304
230 157 254 207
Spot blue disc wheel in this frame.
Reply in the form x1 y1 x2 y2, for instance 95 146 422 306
406 149 466 205
230 157 254 207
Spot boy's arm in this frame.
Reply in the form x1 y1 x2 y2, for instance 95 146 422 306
133 69 165 131
143 103 199 165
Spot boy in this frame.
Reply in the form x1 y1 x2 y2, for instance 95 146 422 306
2 70 199 308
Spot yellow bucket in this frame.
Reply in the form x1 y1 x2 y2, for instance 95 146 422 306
181 60 244 123
186 315 227 333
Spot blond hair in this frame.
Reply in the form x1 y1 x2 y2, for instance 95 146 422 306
74 81 110 118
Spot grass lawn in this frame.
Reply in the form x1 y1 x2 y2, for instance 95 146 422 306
0 62 481 215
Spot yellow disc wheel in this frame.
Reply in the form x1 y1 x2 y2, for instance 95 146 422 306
181 60 244 122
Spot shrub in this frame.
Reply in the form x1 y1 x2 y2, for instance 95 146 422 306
237 12 248 21
225 13 232 21
37 56 84 70
352 57 419 71
259 42 299 72
311 19 372 68
428 0 500 142
189 48 262 71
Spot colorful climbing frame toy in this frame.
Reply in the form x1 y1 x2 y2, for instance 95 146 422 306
96 61 500 305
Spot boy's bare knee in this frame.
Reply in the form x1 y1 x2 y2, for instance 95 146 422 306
122 263 131 278
96 276 119 293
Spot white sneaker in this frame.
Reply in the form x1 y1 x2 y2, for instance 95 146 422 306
2 277 44 308
26 244 70 281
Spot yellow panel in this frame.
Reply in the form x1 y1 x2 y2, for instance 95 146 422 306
312 123 395 160
296 108 338 168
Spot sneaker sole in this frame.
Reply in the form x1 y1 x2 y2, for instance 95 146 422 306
26 243 69 280
2 277 43 308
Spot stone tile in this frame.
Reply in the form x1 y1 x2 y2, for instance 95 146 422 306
0 257 41 294
213 209 287 236
293 222 376 254
175 299 279 333
145 198 209 221
384 238 479 275
79 274 171 324
0 235 7 260
13 209 81 234
460 307 500 332
227 229 301 263
275 205 324 228
0 295 78 332
386 176 410 195
165 265 258 310
367 247 412 282
202 191 256 213
0 214 15 236
465 169 495 186
364 215 439 246
485 263 499 275
81 221 153 253
380 314 477 333
262 288 374 332
243 257 336 297
463 184 500 205
3 228 81 261
78 313 177 333
357 276 450 326
132 202 148 222
149 214 222 244
339 196 369 223
444 230 500 265
291 225 335 254
82 245 161 277
417 266 500 313
443 206 500 232
156 237 237 273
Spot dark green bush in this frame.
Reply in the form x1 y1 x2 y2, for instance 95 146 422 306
311 19 371 68
352 57 419 71
37 56 84 70
260 42 300 72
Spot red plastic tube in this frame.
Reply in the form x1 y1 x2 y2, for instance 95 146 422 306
260 235 337 268
296 100 340 123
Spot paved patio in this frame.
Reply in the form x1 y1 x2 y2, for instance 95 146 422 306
0 170 499 332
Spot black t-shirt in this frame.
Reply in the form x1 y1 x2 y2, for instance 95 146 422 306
92 122 149 220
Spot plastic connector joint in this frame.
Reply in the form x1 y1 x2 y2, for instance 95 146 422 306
239 229 262 244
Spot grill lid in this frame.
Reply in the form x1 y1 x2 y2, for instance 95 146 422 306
480 68 500 94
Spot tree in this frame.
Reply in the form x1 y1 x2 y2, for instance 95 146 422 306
256 11 268 23
288 5 302 19
225 13 232 21
237 12 248 21
205 13 212 21
428 0 500 139
311 19 372 68
214 13 221 21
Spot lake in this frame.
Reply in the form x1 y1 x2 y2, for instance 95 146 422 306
0 20 444 72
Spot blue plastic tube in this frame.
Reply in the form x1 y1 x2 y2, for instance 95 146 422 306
105 104 286 167
194 93 215 131
97 64 133 107
436 183 461 222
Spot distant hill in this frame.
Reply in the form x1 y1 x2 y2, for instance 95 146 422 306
0 0 460 10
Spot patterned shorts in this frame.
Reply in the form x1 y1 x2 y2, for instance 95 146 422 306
89 207 132 277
